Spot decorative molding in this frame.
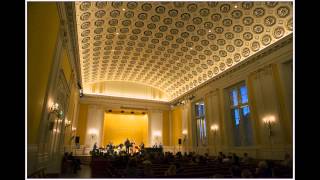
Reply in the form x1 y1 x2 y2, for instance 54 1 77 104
171 34 292 104
80 94 170 110
74 2 292 100
57 2 82 89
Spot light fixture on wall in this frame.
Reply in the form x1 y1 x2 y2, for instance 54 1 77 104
49 102 64 118
182 130 188 153
263 115 276 137
88 128 98 140
65 118 71 128
182 129 188 142
152 131 161 145
210 124 219 156
263 115 276 159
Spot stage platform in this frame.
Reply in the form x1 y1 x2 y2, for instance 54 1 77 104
74 155 92 165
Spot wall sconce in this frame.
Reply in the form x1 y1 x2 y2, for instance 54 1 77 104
64 118 71 128
210 124 219 133
88 128 98 140
210 124 219 155
152 131 161 143
49 102 64 118
182 129 187 143
263 115 276 137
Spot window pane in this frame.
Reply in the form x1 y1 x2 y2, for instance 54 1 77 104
240 106 253 146
232 108 240 126
241 105 250 118
240 86 248 104
230 89 238 106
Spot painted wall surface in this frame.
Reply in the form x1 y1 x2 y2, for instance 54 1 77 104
172 107 182 146
76 104 88 145
162 110 170 146
102 113 148 146
148 110 163 146
168 41 293 159
85 106 104 148
27 2 60 144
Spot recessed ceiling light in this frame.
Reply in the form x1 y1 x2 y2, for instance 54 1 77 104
116 32 119 35
234 5 238 8
122 8 126 11
208 30 212 33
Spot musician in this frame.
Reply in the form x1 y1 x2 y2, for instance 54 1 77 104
107 141 114 154
93 142 98 153
153 142 158 148
124 138 130 154
140 142 145 149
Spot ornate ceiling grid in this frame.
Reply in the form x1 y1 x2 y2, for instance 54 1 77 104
75 1 293 100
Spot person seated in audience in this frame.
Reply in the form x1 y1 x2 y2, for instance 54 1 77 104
241 169 253 178
125 158 137 177
241 152 251 164
281 153 292 168
164 164 176 176
61 152 72 173
231 153 240 166
187 156 197 165
222 154 231 163
143 161 154 177
230 165 241 178
67 152 81 173
142 153 152 165
175 162 184 174
255 161 272 178
217 152 226 163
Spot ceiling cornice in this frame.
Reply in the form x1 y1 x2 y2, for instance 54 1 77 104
170 33 293 104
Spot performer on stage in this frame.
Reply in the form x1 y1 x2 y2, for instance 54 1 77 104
140 142 145 149
107 141 114 154
124 138 130 154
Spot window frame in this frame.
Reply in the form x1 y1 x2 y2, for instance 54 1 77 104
228 82 252 146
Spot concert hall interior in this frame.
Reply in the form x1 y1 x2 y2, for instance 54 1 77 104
27 1 293 178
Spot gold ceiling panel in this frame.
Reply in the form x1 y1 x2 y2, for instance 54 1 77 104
75 1 293 100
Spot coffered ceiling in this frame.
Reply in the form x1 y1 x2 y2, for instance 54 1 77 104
74 1 293 101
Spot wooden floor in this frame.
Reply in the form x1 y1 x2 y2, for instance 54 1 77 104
60 165 91 178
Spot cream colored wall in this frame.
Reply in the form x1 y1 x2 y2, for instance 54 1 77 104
75 95 170 153
28 2 82 175
169 38 293 160
27 2 60 145
162 110 170 146
76 103 88 145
